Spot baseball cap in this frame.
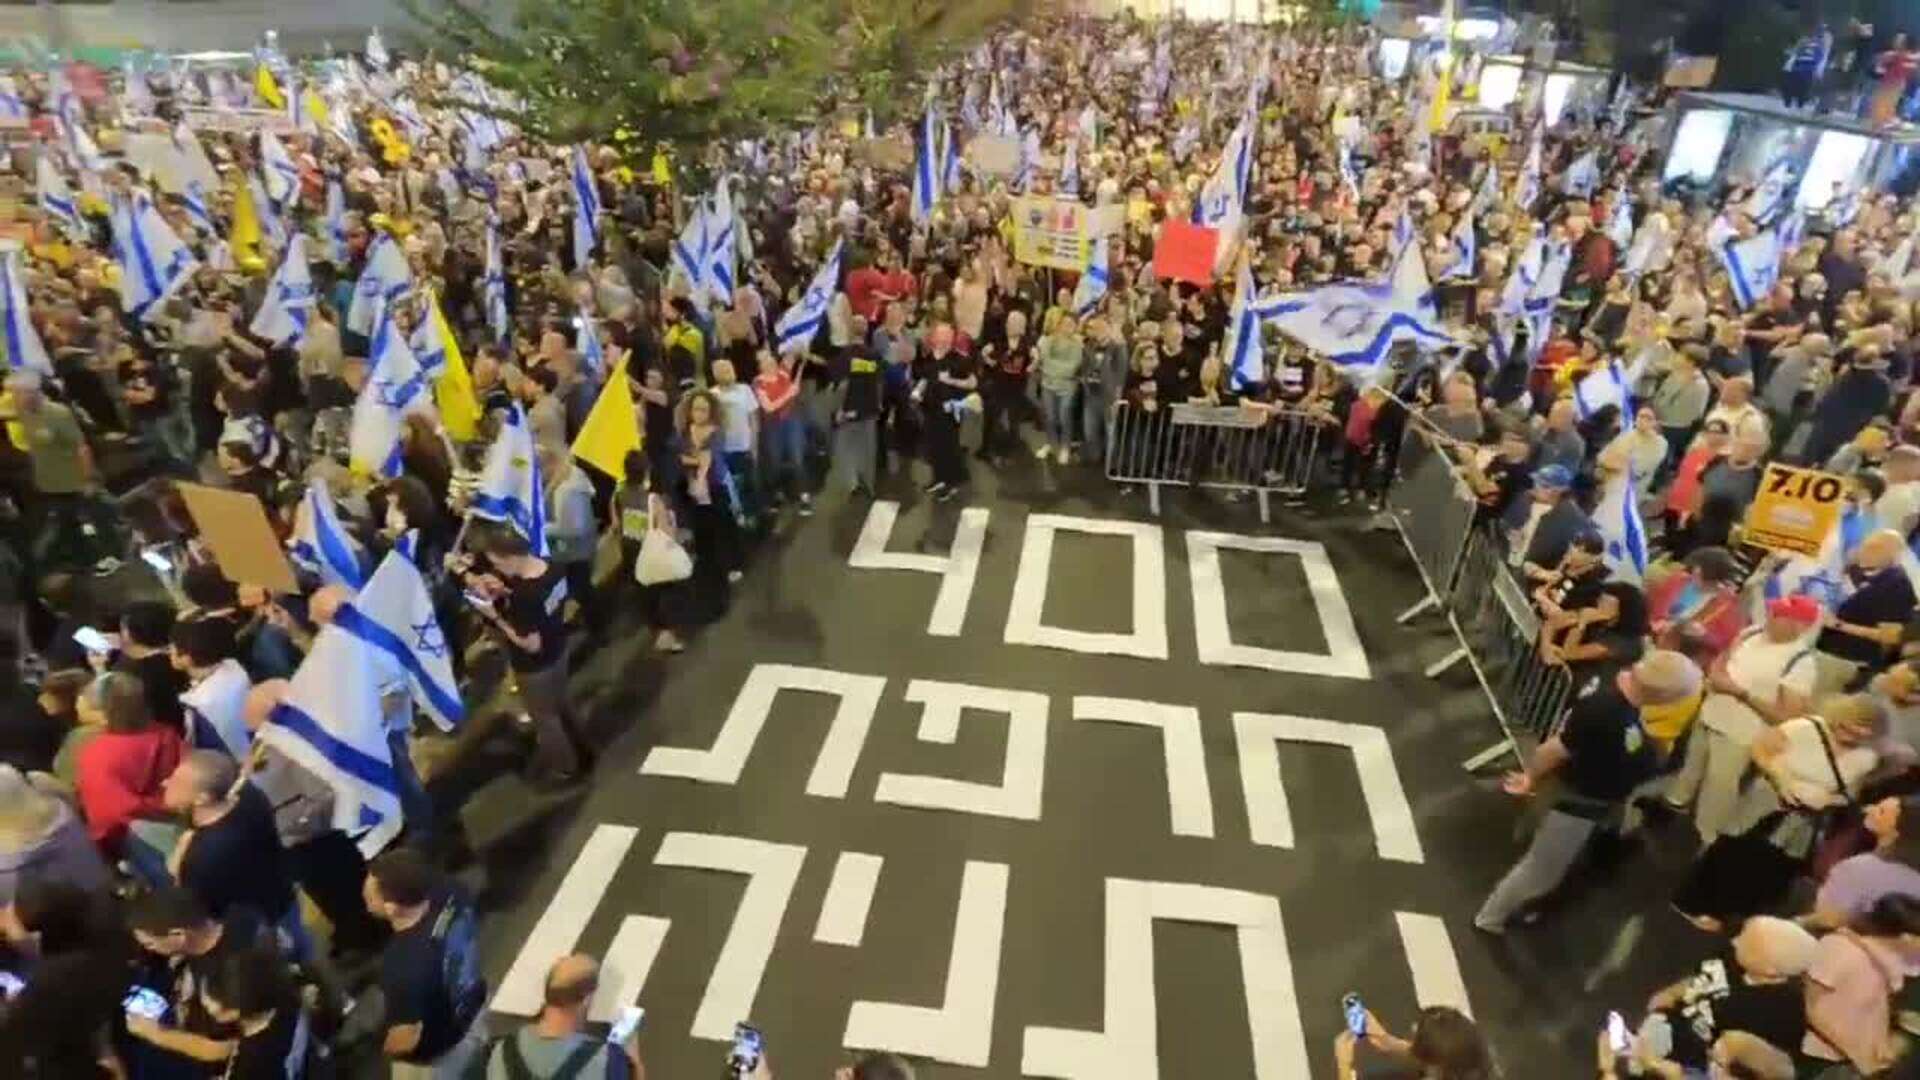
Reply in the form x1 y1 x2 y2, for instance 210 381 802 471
1535 464 1574 489
1767 595 1822 625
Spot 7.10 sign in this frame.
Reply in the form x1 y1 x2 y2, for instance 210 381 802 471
1743 463 1846 556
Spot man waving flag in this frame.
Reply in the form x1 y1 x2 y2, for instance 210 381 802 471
774 239 844 354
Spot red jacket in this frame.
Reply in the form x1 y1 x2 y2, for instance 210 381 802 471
76 725 183 854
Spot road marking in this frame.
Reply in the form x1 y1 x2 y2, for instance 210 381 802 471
844 860 1009 1067
641 664 887 797
1074 695 1215 838
849 500 990 636
654 832 808 1041
492 824 638 1015
1021 878 1308 1079
1186 531 1371 679
813 852 885 947
589 915 671 1022
1394 912 1474 1019
1233 713 1425 863
1005 513 1169 660
873 678 1050 821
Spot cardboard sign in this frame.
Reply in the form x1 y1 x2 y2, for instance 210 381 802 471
1743 463 1846 556
965 134 1019 177
181 107 296 136
852 136 913 171
176 482 301 595
1152 220 1220 286
1010 196 1092 271
1664 56 1718 89
1087 203 1127 239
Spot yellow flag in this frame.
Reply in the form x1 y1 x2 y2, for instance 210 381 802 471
650 150 673 186
304 89 331 131
229 174 263 271
1429 51 1455 133
254 65 285 109
427 289 482 443
570 355 642 481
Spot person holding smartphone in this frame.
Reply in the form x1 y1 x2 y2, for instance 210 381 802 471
1331 1003 1494 1079
471 953 644 1079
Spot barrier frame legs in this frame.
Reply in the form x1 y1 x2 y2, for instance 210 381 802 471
1461 737 1518 772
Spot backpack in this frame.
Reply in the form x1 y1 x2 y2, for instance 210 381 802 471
469 1032 630 1080
430 889 489 1046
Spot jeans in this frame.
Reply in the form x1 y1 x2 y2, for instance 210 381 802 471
390 1018 488 1079
1474 807 1600 929
724 450 758 521
1041 387 1076 448
515 660 583 778
1080 390 1111 463
835 417 878 490
761 414 807 503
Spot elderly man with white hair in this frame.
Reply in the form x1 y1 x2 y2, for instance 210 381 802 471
1814 529 1919 693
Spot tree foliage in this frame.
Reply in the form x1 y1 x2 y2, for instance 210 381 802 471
403 0 1016 159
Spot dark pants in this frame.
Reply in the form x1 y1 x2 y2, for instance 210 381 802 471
288 830 386 953
516 659 585 779
925 402 967 488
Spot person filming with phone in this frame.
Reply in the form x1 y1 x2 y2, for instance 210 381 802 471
1332 996 1496 1079
470 953 645 1079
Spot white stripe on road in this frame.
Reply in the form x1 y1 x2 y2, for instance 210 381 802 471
1395 911 1474 1019
813 852 885 947
1074 695 1215 838
491 824 638 1015
654 832 808 1041
1187 531 1371 679
1234 713 1424 863
588 915 671 1022
873 679 1050 821
1005 514 1169 660
641 664 887 797
848 500 990 636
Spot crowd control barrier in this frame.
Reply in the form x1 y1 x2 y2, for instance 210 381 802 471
1385 428 1575 771
1105 402 1328 524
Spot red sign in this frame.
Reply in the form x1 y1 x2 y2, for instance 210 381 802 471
64 63 109 106
1152 220 1219 286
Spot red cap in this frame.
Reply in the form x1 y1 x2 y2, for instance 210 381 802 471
1767 595 1822 624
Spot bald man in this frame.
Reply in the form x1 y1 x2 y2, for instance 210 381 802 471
473 953 645 1079
155 749 307 957
1815 528 1919 693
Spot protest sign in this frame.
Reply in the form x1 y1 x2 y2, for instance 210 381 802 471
853 137 913 171
965 134 1019 177
176 482 301 594
1010 196 1093 271
1152 220 1220 285
181 107 296 136
1743 463 1845 556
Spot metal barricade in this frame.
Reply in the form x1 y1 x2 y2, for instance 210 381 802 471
1383 430 1576 771
1104 402 1328 523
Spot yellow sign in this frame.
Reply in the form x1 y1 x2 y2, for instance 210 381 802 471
1010 196 1092 271
1744 463 1846 556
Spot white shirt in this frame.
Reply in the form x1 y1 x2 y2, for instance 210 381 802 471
180 658 253 758
1699 628 1819 740
714 383 758 454
1772 716 1876 808
1877 481 1920 538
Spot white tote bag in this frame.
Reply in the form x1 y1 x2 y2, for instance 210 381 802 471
635 526 694 585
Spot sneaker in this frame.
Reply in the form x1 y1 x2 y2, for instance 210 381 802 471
925 481 950 495
1056 446 1070 465
1337 491 1352 504
934 484 960 502
798 496 815 518
1035 443 1053 459
727 569 744 583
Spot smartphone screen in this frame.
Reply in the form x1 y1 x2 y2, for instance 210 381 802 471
606 1006 645 1044
0 971 23 998
1341 993 1366 1038
1606 1010 1630 1054
729 1022 763 1069
140 549 172 575
463 591 492 608
123 987 170 1021
72 627 114 654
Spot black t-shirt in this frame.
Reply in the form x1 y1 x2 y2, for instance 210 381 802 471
499 563 569 673
1478 456 1533 522
1819 565 1919 664
1661 954 1806 1070
1541 562 1609 613
379 886 485 1064
1556 677 1655 810
178 785 296 922
925 350 977 410
168 910 267 1040
223 1005 304 1079
118 650 188 736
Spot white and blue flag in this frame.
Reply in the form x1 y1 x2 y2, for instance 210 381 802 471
1515 130 1542 210
1058 138 1080 197
250 234 315 346
35 155 82 238
0 252 52 376
1745 157 1796 224
773 238 843 355
1605 193 1635 250
1594 468 1649 584
347 232 412 336
1072 234 1108 318
1720 226 1783 310
1222 259 1263 391
248 172 289 251
288 477 366 589
0 77 26 122
172 121 220 194
180 182 216 236
1472 162 1499 214
570 144 601 267
259 130 299 207
576 315 605 377
941 121 963 193
469 403 548 557
325 178 349 264
1257 230 1453 387
484 221 510 344
262 625 404 856
112 192 196 323
1563 150 1599 198
335 550 464 732
366 27 391 69
1572 355 1645 421
1444 209 1476 280
409 295 447 379
1193 115 1252 233
705 178 738 306
669 205 710 306
912 107 940 223
1014 128 1041 193
348 300 434 478
1338 140 1361 200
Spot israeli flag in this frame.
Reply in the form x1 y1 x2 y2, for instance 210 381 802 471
366 28 391 70
1572 355 1643 421
469 403 549 557
1391 209 1415 259
1563 150 1599 198
1830 188 1863 227
409 298 447 379
484 221 510 344
705 177 737 305
248 172 289 251
773 238 844 355
348 300 434 479
1762 504 1868 612
112 192 197 323
1777 210 1807 264
1078 103 1099 147
0 252 52 376
288 477 366 590
989 78 1015 136
0 77 26 121
261 624 404 857
122 60 154 117
1720 227 1782 310
1222 259 1263 391
179 182 216 236
1498 236 1545 316
1014 128 1041 193
941 121 963 193
1193 116 1252 234
1072 234 1109 318
347 233 412 337
1444 209 1476 280
1593 468 1648 584
335 550 464 732
1745 157 1795 224
570 144 601 267
1258 233 1454 388
250 234 315 347
35 155 82 238
1472 162 1499 214
1338 140 1361 200
172 121 220 194
669 206 710 306
912 107 940 223
325 178 349 264
1058 138 1080 198
1605 193 1634 250
577 314 605 377
1515 131 1542 210
259 131 300 207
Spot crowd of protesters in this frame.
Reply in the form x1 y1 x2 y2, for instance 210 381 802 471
8 6 1920 1079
